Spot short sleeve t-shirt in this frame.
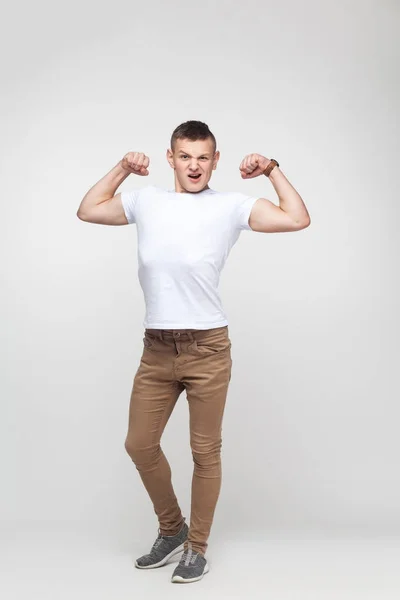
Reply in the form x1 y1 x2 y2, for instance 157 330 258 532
121 185 258 330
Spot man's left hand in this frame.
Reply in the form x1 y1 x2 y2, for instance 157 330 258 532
239 154 271 179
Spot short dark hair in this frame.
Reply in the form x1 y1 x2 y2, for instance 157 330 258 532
170 120 217 153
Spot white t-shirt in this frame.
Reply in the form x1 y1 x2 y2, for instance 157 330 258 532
121 185 258 330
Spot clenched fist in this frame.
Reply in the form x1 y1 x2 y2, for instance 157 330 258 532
120 152 150 176
239 153 270 179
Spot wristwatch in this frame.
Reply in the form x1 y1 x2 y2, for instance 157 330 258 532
263 159 279 177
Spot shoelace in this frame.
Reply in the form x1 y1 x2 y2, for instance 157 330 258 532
180 548 199 566
150 523 186 553
150 529 166 552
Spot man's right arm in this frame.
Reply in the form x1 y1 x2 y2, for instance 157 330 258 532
76 152 149 225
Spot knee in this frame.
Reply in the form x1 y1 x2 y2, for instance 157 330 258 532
124 437 137 459
125 436 161 465
124 436 145 461
191 437 222 466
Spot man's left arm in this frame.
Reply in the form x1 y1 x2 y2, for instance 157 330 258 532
239 154 311 233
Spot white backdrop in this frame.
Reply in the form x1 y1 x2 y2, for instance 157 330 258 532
1 0 399 547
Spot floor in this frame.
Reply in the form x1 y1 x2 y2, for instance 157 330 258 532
1 524 399 599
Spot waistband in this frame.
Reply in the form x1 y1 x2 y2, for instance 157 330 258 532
145 325 228 342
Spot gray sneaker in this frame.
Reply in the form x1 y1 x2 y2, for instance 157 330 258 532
135 520 188 569
171 547 209 583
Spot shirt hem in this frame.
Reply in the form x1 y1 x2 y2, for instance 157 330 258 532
144 319 229 330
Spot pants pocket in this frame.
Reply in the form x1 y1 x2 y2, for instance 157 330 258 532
143 332 156 350
193 330 232 355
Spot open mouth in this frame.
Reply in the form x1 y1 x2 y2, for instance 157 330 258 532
188 174 201 181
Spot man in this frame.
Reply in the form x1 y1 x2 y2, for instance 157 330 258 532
77 120 310 584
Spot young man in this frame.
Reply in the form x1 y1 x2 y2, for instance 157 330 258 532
77 121 310 584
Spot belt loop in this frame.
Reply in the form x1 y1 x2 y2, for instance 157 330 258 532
159 330 164 341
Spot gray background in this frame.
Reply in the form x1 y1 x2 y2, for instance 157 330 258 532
1 0 399 595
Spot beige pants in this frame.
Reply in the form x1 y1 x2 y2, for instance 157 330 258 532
125 325 232 556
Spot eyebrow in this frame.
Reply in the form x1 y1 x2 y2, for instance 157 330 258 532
178 151 211 157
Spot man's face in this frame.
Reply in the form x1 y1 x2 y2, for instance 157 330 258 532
167 138 220 193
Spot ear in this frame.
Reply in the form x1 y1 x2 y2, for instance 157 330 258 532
166 148 175 169
212 150 220 170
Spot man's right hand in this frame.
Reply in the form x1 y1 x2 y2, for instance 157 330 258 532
120 152 150 176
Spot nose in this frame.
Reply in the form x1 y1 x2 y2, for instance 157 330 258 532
189 159 199 171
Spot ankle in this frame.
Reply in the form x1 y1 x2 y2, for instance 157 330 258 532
161 520 185 537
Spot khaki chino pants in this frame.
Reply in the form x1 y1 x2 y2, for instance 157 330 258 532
125 325 232 556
